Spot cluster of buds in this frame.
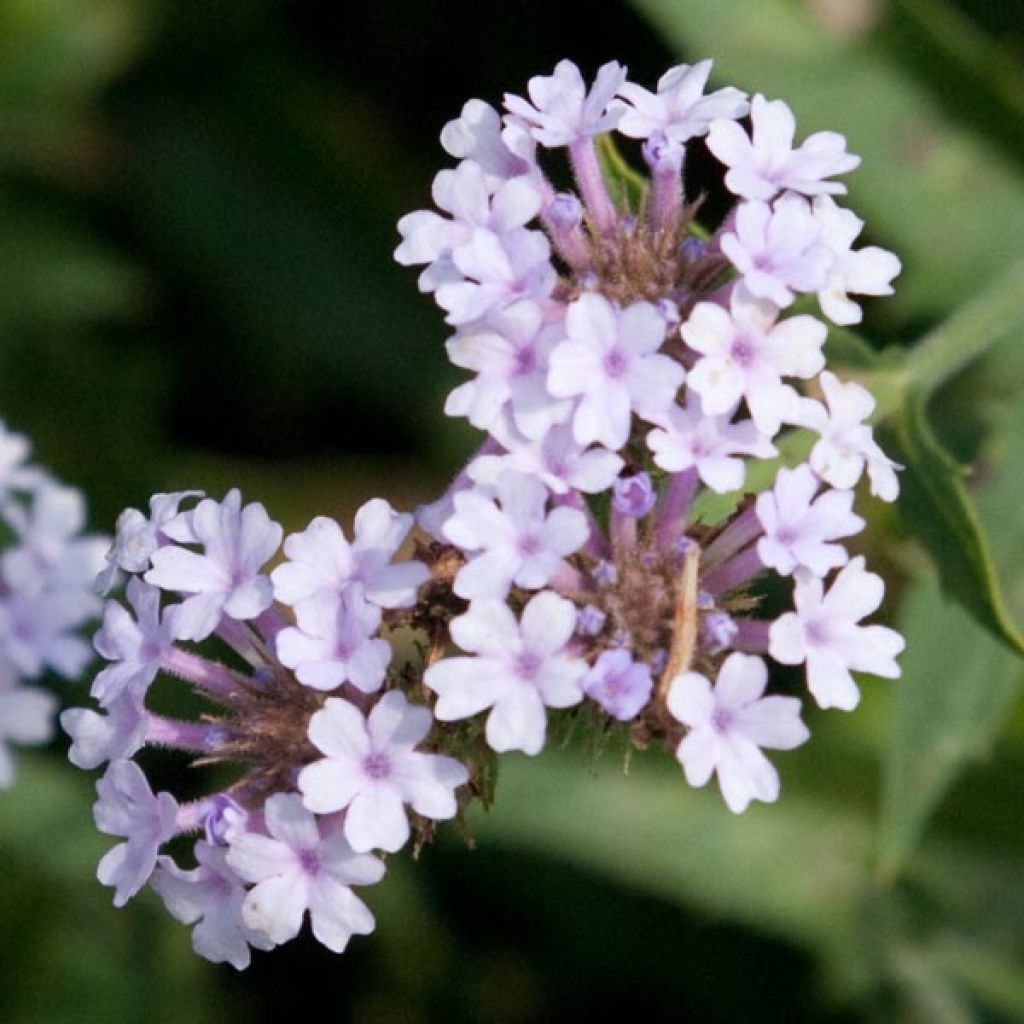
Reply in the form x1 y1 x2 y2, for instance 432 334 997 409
0 421 106 786
67 58 905 968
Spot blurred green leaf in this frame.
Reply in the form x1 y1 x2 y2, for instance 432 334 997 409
633 0 1024 321
880 394 1024 874
892 386 1024 656
477 748 875 997
597 134 647 213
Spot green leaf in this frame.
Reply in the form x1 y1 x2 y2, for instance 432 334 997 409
892 387 1024 655
879 394 1024 874
476 749 875 997
596 133 647 214
632 0 1024 322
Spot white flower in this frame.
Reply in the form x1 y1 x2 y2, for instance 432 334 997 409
299 691 469 853
94 759 178 907
61 691 148 770
152 843 274 970
504 60 627 147
770 556 905 710
791 371 901 501
272 499 429 613
424 591 586 755
275 586 391 693
707 94 860 201
443 471 588 600
548 292 683 450
682 285 826 437
756 465 863 578
226 793 385 953
616 60 748 142
440 99 535 186
91 579 178 706
468 418 623 496
444 299 571 439
720 197 834 308
813 196 901 325
145 489 282 641
646 391 775 493
667 653 809 813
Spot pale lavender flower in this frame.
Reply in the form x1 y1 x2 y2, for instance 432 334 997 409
467 418 624 495
443 471 588 600
616 60 748 141
435 228 555 326
226 793 385 953
813 196 901 326
272 499 429 613
94 759 179 907
720 197 834 308
682 285 827 436
424 591 586 755
504 60 627 147
770 556 904 710
61 690 148 770
756 465 863 578
152 843 275 970
0 685 56 787
646 392 775 493
548 293 684 450
275 587 391 693
395 161 543 271
667 653 809 813
145 489 282 642
91 579 178 706
299 691 469 853
0 587 97 680
96 490 201 593
444 299 571 439
440 99 535 185
583 649 653 721
791 371 901 501
707 94 860 201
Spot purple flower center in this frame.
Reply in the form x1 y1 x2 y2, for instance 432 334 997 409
362 752 392 781
603 348 627 378
514 651 542 680
517 533 541 557
730 337 756 367
711 707 733 733
514 346 537 376
298 848 321 875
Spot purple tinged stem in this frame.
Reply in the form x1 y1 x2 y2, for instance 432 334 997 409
549 561 586 595
701 545 764 596
569 137 618 233
655 468 698 552
730 618 772 654
161 647 242 699
146 714 219 753
701 503 763 568
610 504 637 553
650 162 683 234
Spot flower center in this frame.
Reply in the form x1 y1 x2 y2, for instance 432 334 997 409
362 752 392 781
603 348 627 378
514 651 542 681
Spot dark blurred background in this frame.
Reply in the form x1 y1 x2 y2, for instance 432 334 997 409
2 1 1024 1021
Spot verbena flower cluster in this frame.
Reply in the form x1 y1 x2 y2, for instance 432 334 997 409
0 421 106 786
67 58 905 969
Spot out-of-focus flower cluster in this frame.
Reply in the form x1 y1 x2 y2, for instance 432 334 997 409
67 58 905 968
0 422 106 786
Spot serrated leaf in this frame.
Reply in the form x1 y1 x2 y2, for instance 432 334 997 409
892 387 1024 655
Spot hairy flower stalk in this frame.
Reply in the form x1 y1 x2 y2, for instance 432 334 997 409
68 57 905 967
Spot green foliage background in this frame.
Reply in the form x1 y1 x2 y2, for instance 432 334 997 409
1 1 1022 1020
